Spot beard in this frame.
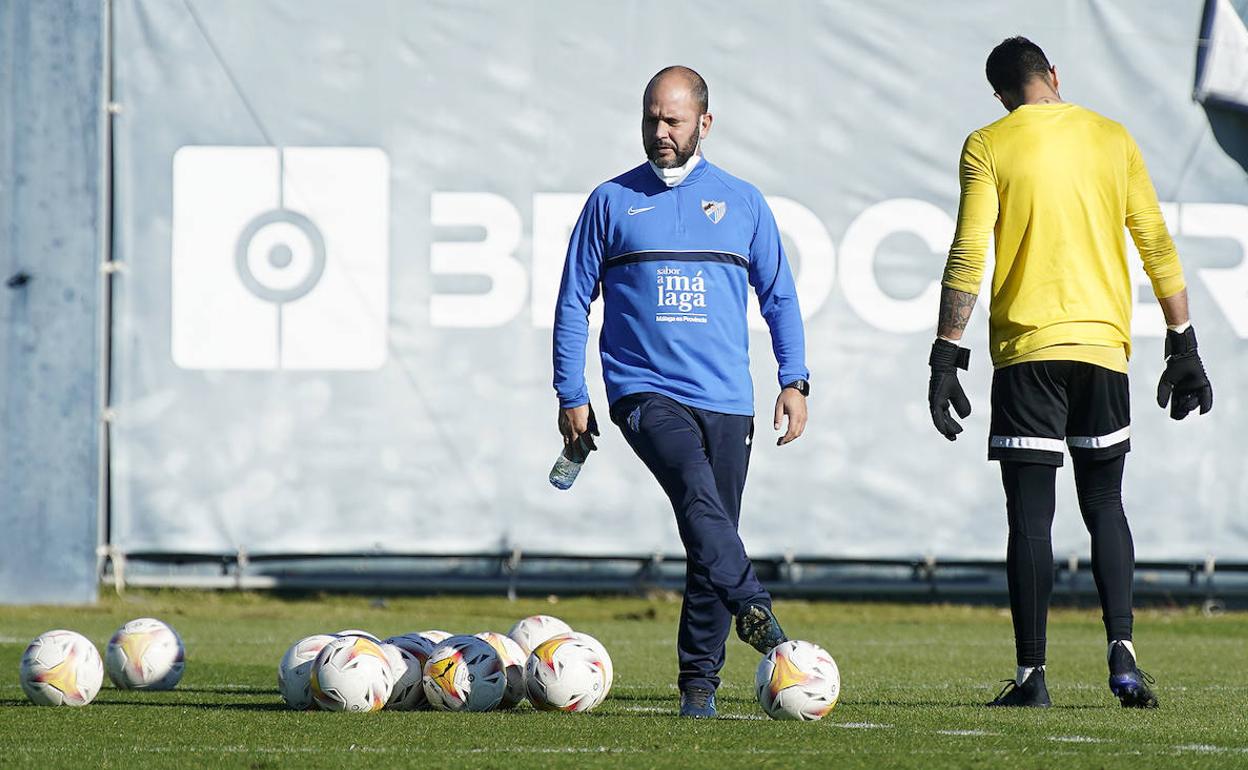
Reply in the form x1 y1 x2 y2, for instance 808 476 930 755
647 130 700 169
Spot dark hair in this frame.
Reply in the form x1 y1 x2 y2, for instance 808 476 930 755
985 37 1052 96
647 66 709 114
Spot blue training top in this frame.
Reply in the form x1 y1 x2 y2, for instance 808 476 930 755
553 158 808 416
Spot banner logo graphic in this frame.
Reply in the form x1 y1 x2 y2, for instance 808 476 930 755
171 146 390 370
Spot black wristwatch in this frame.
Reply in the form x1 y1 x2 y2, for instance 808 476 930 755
783 379 810 397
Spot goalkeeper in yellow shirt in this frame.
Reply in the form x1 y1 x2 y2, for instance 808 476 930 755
928 37 1213 709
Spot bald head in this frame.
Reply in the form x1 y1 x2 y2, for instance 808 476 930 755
644 66 709 114
642 66 712 169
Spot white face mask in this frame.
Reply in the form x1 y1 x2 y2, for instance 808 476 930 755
648 117 704 187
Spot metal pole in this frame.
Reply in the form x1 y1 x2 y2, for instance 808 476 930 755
94 0 117 587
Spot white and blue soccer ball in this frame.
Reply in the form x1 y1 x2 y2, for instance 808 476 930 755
421 635 506 712
755 640 840 721
20 630 104 707
475 631 528 708
277 634 337 710
382 635 435 710
376 642 420 711
105 617 185 690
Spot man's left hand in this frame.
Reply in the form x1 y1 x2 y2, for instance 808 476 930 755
558 404 600 449
774 388 807 446
928 338 972 441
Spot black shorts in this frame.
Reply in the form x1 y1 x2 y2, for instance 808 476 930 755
989 360 1130 467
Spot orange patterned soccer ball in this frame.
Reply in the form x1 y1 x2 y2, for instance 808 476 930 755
20 630 104 707
507 615 572 656
278 634 337 709
755 640 840 721
421 635 506 712
566 631 613 696
524 634 608 713
417 629 453 645
309 635 394 712
105 617 185 690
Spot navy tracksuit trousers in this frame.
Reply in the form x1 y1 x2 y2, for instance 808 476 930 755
610 392 771 693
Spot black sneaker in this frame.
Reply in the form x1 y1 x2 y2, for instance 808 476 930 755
986 668 1051 707
679 686 717 719
1108 641 1159 709
735 604 788 654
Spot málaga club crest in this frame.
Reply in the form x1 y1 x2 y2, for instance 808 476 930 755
701 200 726 224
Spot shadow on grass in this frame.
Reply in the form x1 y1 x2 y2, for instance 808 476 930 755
844 700 966 708
598 691 666 704
1023 704 1116 711
852 697 1112 711
1 697 284 712
172 686 276 695
604 691 755 706
91 699 291 712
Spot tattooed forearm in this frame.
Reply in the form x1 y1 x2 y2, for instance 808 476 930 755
937 287 978 340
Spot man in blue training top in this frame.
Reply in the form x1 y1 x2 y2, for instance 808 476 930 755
552 65 811 719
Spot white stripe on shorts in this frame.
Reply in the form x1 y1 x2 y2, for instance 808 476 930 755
989 435 1066 453
1066 425 1130 449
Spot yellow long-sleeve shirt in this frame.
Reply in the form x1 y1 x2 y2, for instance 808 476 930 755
942 103 1186 372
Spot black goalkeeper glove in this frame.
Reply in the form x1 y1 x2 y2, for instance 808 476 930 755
1156 326 1213 420
928 339 972 441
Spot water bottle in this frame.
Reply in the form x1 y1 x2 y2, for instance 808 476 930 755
549 435 593 490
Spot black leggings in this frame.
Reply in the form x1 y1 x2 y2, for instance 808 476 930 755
1001 454 1134 667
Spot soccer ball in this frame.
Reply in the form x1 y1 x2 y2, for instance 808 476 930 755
475 631 528 708
310 635 394 712
105 617 185 690
390 633 437 657
19 630 104 706
525 634 608 712
508 615 572 656
334 629 382 644
383 635 435 710
421 635 506 712
277 634 337 709
378 642 425 711
564 631 613 695
755 640 841 721
417 629 452 645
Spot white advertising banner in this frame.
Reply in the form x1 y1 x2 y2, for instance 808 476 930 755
110 0 1248 561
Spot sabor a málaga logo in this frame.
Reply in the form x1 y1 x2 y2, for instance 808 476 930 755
656 267 708 323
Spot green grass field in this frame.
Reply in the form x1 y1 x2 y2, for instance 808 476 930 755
1 590 1246 768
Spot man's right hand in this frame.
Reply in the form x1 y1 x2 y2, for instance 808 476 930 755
558 404 600 452
1156 326 1213 420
